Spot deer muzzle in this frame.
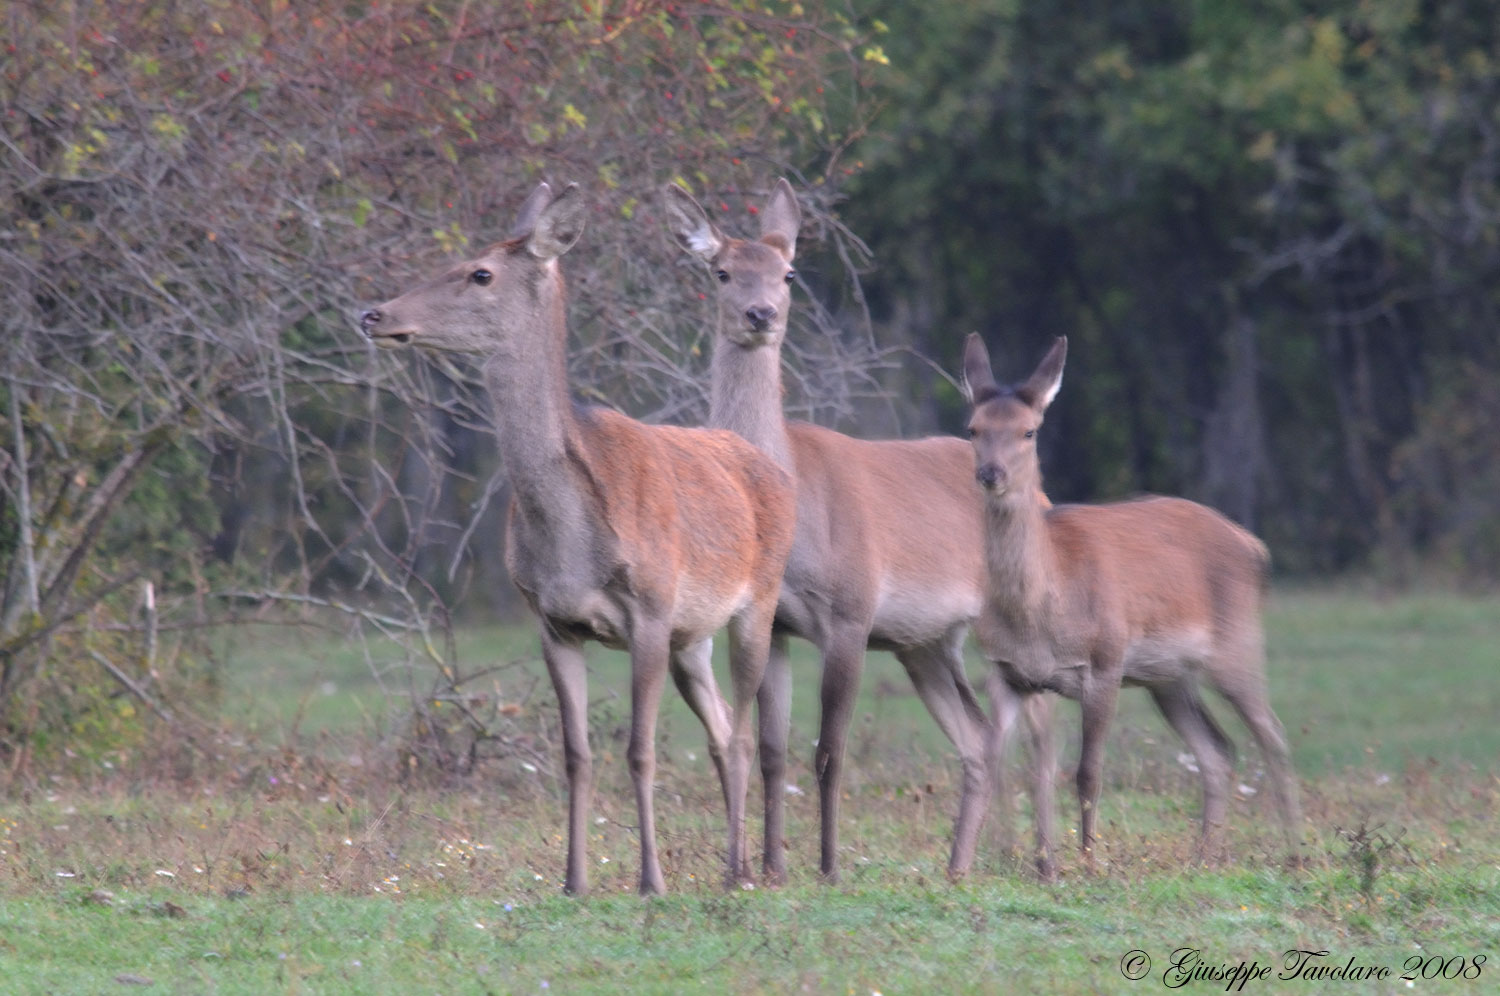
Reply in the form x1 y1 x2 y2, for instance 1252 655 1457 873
359 307 413 346
976 462 1009 493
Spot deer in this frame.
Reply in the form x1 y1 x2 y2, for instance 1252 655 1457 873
358 182 796 896
663 179 1055 884
961 332 1302 879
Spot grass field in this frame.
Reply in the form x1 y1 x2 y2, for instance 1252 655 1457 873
1 588 1496 993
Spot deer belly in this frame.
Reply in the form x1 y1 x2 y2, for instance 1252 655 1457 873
1121 627 1212 684
670 576 752 647
872 579 979 646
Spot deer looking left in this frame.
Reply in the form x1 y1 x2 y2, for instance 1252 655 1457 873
359 183 796 896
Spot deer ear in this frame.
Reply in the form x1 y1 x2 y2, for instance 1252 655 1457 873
760 178 801 262
1017 336 1067 413
662 183 725 262
527 183 587 260
961 333 1000 406
508 182 554 241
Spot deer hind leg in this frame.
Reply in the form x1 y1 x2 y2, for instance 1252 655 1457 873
813 621 870 883
1211 656 1303 864
670 637 733 825
722 605 774 888
896 636 992 881
1149 680 1235 864
626 618 673 896
540 625 593 896
757 631 793 884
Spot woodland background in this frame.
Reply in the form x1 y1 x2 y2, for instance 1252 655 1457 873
3 0 1498 761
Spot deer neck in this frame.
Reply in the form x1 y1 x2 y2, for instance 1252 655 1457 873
984 491 1058 625
709 335 794 470
479 276 593 531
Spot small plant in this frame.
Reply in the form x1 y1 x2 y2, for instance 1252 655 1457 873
1333 820 1411 904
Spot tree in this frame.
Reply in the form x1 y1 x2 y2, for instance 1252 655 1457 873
849 0 1500 579
0 0 881 766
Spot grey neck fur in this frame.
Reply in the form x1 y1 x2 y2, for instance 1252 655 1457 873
984 495 1057 626
479 267 594 538
709 337 794 471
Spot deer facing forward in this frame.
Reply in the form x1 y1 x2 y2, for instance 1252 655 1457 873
962 333 1301 878
360 183 795 895
664 180 1054 883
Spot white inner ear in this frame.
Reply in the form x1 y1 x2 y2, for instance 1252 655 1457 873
1037 371 1063 410
686 226 721 257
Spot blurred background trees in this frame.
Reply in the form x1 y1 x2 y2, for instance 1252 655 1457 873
3 0 1497 762
848 0 1500 580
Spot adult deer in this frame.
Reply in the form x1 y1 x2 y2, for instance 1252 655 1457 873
359 183 795 895
664 180 1054 883
962 333 1302 877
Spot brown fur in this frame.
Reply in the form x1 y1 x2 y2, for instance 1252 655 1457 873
361 183 794 895
665 180 1055 883
964 333 1301 879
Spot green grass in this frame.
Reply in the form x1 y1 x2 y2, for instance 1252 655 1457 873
3 587 1498 993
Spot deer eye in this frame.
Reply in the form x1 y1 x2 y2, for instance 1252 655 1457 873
967 426 979 439
1023 429 1036 440
715 269 731 284
470 269 493 286
785 269 796 284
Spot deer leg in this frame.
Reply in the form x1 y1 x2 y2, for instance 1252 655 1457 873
896 637 992 881
985 669 1024 867
723 606 774 887
626 619 673 896
670 638 733 805
1149 681 1235 864
814 622 869 883
1020 687 1058 882
539 625 592 896
757 631 793 884
1076 677 1122 871
1212 664 1303 863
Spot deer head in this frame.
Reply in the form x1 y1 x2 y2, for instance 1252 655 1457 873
662 179 801 347
962 334 1067 498
359 182 587 355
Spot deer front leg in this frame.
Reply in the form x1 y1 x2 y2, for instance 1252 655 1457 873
757 631 793 884
627 618 673 896
1022 692 1058 882
1075 672 1122 873
540 625 593 896
814 622 869 883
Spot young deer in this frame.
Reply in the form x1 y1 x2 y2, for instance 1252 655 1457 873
664 180 1054 883
359 183 795 895
962 333 1302 877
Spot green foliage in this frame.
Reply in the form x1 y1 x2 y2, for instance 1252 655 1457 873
850 0 1500 579
2 589 1497 989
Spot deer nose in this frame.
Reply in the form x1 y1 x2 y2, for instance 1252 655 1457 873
976 463 1008 491
359 308 382 332
745 305 777 329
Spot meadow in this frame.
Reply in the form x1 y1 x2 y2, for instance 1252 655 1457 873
0 588 1496 993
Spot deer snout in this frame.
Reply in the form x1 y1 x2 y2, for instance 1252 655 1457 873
359 308 382 333
976 462 1009 492
745 304 777 330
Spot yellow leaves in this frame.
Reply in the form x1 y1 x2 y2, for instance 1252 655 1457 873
432 222 469 255
151 115 186 142
862 45 890 67
562 103 587 131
